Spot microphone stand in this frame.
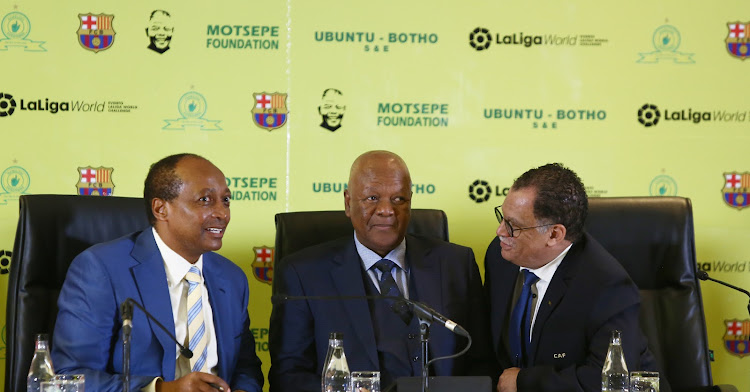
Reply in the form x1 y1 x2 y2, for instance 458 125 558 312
419 321 430 392
698 271 750 317
123 329 131 392
121 300 133 392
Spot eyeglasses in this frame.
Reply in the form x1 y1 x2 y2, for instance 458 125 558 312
494 205 554 238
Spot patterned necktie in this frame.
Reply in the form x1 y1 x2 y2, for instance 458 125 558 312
508 269 539 367
374 259 402 297
185 266 208 373
374 259 411 324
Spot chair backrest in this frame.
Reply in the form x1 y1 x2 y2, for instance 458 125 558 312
6 194 148 392
586 196 711 390
274 209 449 264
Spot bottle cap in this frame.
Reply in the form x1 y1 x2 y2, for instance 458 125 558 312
329 332 343 340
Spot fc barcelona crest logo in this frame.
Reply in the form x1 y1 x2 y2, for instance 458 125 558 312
76 166 114 196
722 172 750 210
77 13 115 53
726 22 750 60
252 92 288 131
251 246 274 285
723 319 750 358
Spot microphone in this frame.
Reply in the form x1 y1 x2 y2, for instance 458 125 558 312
398 299 470 338
121 298 194 359
273 294 470 338
697 271 750 317
120 300 133 337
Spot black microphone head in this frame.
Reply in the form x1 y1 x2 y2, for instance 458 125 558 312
697 270 709 280
120 299 132 320
180 347 194 359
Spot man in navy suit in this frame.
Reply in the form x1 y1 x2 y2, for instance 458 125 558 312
52 154 264 392
269 150 494 392
485 163 657 392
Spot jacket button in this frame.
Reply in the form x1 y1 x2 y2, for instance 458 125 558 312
412 356 419 362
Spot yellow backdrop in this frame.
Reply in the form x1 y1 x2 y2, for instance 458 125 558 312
1 0 748 389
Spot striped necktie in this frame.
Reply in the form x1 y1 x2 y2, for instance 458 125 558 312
185 266 208 373
374 259 411 324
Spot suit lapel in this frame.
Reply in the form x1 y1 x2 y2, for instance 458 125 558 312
203 254 231 381
130 229 177 380
406 236 441 309
528 243 581 366
330 240 378 368
407 236 449 371
491 258 519 367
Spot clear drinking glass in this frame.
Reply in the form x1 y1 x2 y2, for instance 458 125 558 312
351 371 380 392
629 371 659 392
41 374 85 392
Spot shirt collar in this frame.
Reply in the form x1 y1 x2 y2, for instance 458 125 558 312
354 231 407 272
521 243 573 283
152 227 204 288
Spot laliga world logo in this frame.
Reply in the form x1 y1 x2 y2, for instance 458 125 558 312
469 27 492 51
0 12 46 51
252 246 274 285
637 104 660 127
0 92 16 117
0 249 11 274
468 179 510 203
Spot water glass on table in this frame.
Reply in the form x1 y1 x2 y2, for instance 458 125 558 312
630 371 659 392
351 371 380 392
41 374 85 392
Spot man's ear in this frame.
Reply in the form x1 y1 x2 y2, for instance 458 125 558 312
546 224 567 247
344 189 351 217
152 198 169 222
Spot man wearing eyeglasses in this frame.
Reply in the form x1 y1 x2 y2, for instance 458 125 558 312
484 163 657 392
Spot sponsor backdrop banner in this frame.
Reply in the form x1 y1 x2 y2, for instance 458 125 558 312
1 0 748 389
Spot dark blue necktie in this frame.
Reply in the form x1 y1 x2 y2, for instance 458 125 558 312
374 259 411 324
374 259 402 297
508 269 539 367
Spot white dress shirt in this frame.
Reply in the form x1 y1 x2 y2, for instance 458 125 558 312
153 228 219 376
354 232 409 298
521 243 573 341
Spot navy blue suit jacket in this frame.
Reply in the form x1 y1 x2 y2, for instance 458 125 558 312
52 229 264 392
484 233 658 392
269 235 494 392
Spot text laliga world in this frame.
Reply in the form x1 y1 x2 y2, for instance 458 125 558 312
15 98 105 113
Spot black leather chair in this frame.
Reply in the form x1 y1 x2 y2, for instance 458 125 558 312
6 194 148 392
586 197 734 392
274 209 449 263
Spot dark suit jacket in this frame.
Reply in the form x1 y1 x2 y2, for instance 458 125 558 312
52 229 264 392
269 234 494 392
484 233 657 392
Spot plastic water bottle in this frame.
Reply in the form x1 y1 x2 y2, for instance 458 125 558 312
322 332 350 392
27 334 55 392
602 330 628 392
